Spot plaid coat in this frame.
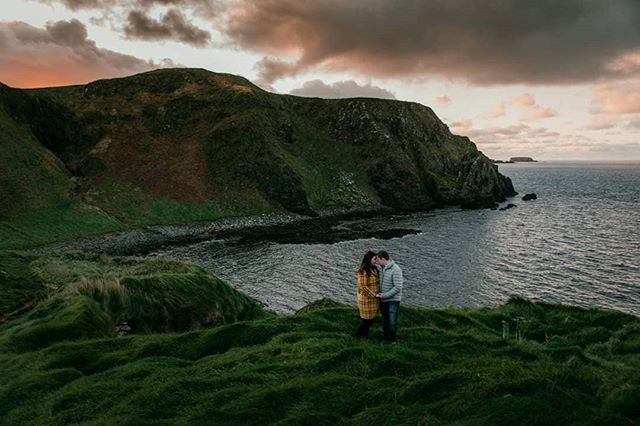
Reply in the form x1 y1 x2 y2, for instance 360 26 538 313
357 269 380 319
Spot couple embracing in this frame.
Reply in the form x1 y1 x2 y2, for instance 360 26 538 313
355 250 403 342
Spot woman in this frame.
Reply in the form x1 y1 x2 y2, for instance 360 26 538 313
355 250 380 338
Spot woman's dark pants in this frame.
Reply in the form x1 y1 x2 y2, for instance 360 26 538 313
356 318 374 337
380 301 400 341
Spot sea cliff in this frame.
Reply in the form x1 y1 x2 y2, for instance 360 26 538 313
1 68 514 248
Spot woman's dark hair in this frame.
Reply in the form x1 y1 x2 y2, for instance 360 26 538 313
358 250 378 276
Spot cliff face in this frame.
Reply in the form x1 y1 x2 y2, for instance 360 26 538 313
1 68 515 219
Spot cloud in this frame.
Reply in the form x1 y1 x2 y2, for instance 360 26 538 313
0 19 172 88
450 121 559 144
584 141 640 158
436 95 451 107
585 117 618 130
220 0 640 84
482 101 506 119
449 119 473 133
35 0 215 10
625 118 640 130
464 123 583 158
466 124 559 144
289 79 395 99
510 94 558 121
33 0 223 27
606 51 640 75
254 56 299 83
451 116 639 159
124 9 211 46
36 0 106 9
592 81 640 114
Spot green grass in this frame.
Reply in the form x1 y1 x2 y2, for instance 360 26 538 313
87 181 277 227
94 197 224 228
278 117 380 209
0 196 274 250
0 251 270 353
0 251 638 424
0 104 71 215
0 202 128 250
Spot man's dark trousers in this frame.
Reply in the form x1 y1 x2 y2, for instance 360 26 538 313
380 301 400 341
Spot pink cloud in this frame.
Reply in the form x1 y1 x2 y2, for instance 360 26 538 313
592 82 640 114
510 93 557 121
0 19 172 88
449 119 473 133
585 117 618 130
436 95 451 107
481 101 506 119
606 51 640 74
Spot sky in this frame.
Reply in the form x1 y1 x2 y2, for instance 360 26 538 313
2 1 640 160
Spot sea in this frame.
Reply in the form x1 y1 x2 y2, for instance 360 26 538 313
148 161 640 316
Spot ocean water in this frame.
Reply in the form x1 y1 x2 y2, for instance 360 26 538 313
149 161 640 315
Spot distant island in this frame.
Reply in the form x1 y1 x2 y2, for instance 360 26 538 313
492 157 538 163
510 156 538 162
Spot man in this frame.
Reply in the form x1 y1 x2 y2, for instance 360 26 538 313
375 250 403 342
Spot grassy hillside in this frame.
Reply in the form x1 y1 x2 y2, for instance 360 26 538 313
0 252 638 425
0 251 269 351
0 84 72 214
0 84 129 250
1 68 515 249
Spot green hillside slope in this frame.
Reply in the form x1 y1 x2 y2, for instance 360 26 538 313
0 84 71 213
0 252 637 425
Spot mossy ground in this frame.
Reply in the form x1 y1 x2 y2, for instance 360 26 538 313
0 251 638 425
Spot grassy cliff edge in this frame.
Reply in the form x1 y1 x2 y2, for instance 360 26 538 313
0 251 638 425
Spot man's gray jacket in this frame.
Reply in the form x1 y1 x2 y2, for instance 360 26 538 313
378 261 403 302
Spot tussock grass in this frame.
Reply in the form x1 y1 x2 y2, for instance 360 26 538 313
0 251 269 353
1 252 638 424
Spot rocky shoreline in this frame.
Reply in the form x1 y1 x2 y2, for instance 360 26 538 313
33 206 413 256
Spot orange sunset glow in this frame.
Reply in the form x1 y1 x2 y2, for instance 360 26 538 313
1 0 640 160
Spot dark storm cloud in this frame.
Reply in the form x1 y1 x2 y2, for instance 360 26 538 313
34 0 221 41
38 0 105 9
289 79 395 99
0 19 172 87
35 0 212 9
222 0 640 84
124 9 211 46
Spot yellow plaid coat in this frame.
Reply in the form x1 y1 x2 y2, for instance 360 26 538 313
357 269 380 320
